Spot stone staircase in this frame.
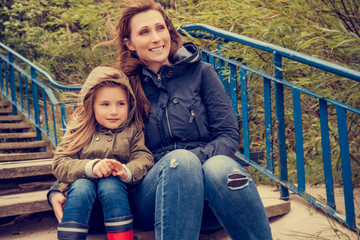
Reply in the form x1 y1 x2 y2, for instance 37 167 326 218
0 99 54 219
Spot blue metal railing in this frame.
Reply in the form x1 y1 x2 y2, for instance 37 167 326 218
0 42 81 146
179 23 360 232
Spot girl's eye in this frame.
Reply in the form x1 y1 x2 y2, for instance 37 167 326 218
101 103 109 106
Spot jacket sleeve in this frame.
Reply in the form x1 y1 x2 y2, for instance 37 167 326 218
190 63 241 162
52 127 92 184
125 127 154 184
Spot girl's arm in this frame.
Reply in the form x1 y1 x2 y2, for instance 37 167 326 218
52 128 97 184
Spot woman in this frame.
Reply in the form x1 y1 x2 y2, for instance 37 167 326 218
50 0 273 239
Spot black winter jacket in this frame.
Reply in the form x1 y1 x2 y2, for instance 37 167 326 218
141 42 241 163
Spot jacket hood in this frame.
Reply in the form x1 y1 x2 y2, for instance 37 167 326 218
79 66 136 131
173 42 201 65
142 42 201 78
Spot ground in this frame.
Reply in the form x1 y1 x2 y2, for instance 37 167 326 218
0 185 358 240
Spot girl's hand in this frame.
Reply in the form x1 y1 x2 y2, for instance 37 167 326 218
93 159 116 178
108 160 128 180
93 159 128 180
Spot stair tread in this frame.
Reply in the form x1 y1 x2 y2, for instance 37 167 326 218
0 115 24 122
0 140 50 150
0 190 51 218
0 151 54 161
0 101 11 107
0 158 53 179
0 132 37 139
0 122 33 129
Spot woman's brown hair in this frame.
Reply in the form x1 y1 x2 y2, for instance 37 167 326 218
115 0 184 122
94 0 184 123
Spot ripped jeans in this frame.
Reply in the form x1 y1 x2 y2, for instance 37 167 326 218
129 149 272 240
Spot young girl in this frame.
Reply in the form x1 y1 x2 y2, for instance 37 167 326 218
52 66 154 240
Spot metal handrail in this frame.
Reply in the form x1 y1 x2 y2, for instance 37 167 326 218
0 42 80 146
179 23 360 232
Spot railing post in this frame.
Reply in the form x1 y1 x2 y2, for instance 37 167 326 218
292 89 305 194
240 67 250 160
273 52 289 200
229 64 238 119
336 106 355 228
0 59 3 91
319 99 335 209
8 52 17 115
264 77 274 173
31 67 42 141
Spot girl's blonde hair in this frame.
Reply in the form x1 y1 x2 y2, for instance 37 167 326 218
56 74 133 156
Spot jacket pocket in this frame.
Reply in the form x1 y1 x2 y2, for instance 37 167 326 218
189 106 212 142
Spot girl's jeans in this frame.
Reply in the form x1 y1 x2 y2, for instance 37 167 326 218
129 149 273 240
59 176 132 239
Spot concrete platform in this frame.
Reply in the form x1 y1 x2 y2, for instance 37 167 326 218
0 185 358 239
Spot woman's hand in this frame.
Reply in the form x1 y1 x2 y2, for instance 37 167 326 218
50 192 66 223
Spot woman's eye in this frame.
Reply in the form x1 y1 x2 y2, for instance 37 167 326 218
101 103 109 106
140 29 148 35
157 25 165 31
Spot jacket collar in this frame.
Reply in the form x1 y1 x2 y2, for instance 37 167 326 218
142 42 201 80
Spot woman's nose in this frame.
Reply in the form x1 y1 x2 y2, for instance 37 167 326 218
151 31 160 42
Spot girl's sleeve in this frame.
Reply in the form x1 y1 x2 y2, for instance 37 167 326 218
125 127 154 184
190 63 241 162
52 128 94 184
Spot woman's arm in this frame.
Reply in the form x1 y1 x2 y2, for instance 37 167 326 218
190 63 241 162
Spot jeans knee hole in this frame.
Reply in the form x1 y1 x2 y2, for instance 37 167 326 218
170 158 178 168
227 170 250 190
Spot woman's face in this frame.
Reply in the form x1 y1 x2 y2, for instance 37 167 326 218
125 10 171 73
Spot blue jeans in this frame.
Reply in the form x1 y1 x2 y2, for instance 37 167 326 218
129 149 272 240
59 176 132 239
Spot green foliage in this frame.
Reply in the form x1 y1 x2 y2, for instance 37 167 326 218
0 0 121 86
1 0 359 186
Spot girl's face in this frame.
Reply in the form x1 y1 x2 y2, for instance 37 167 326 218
125 10 171 73
93 86 129 129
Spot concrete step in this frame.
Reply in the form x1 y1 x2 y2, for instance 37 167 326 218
0 114 24 122
0 151 54 161
0 140 50 151
0 101 12 114
0 122 33 130
0 190 52 218
0 158 53 179
0 132 37 140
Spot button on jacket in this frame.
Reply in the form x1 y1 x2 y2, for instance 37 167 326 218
142 42 241 163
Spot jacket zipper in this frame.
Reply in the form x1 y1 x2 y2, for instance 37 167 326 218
158 68 176 149
189 109 195 123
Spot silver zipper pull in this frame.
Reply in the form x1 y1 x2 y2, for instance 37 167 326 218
189 109 195 123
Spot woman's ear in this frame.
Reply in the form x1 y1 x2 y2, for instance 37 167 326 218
124 38 135 51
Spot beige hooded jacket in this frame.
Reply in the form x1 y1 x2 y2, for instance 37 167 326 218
52 66 154 194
